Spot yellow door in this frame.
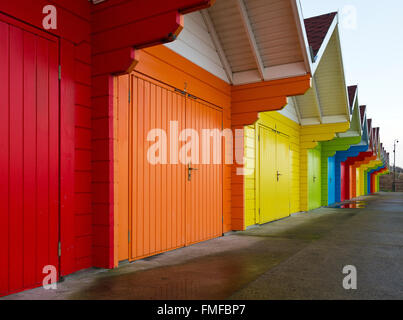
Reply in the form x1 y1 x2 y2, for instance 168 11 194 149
276 133 290 220
258 126 290 224
259 126 276 224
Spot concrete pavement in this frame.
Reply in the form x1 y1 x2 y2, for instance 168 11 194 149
3 192 403 300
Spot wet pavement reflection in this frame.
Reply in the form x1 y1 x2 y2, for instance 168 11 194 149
328 200 367 209
69 240 306 300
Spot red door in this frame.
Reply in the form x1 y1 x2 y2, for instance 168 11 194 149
0 17 59 296
340 162 346 201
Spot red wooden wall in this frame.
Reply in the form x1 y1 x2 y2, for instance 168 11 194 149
0 0 215 292
0 1 93 279
0 15 60 295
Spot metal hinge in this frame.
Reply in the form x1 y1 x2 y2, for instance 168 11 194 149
128 230 131 243
58 242 61 257
128 90 131 103
174 88 187 96
58 65 61 81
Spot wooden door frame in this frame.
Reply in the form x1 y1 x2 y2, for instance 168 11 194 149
255 122 290 225
122 72 224 262
0 13 61 289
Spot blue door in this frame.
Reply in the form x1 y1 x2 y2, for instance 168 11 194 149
328 156 336 205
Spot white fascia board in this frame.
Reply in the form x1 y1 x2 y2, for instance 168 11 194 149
334 27 351 119
337 130 361 138
311 14 338 75
291 0 313 75
300 118 321 126
321 115 349 124
232 69 261 85
350 90 358 116
353 100 363 133
201 10 234 84
263 62 307 81
232 62 308 86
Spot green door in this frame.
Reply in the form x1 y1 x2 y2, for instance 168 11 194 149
308 145 322 210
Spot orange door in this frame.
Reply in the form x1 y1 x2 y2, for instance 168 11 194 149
116 73 223 262
185 98 223 245
130 75 187 261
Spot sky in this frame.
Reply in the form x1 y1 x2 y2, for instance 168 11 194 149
300 0 403 168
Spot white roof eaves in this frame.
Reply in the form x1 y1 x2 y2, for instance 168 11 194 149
292 0 313 75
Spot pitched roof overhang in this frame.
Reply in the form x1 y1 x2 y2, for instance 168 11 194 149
166 0 312 85
292 12 350 126
337 85 362 138
358 106 369 145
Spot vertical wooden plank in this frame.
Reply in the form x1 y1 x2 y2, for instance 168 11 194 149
60 39 76 276
9 25 24 292
143 80 150 255
117 75 129 261
196 101 201 242
48 39 59 276
172 93 178 247
22 31 37 288
166 90 172 250
130 76 137 261
191 100 196 243
149 83 156 254
215 109 220 237
0 21 10 295
179 93 185 246
155 85 162 254
36 36 50 283
135 78 144 259
161 88 167 252
185 98 191 244
219 110 223 235
181 94 186 246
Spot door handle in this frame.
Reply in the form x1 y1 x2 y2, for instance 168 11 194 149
188 163 198 181
277 171 282 182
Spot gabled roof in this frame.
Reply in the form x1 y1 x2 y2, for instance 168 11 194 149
348 85 358 112
374 127 380 152
337 85 361 138
360 105 366 125
371 127 379 155
292 12 349 126
304 12 337 58
367 119 373 149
